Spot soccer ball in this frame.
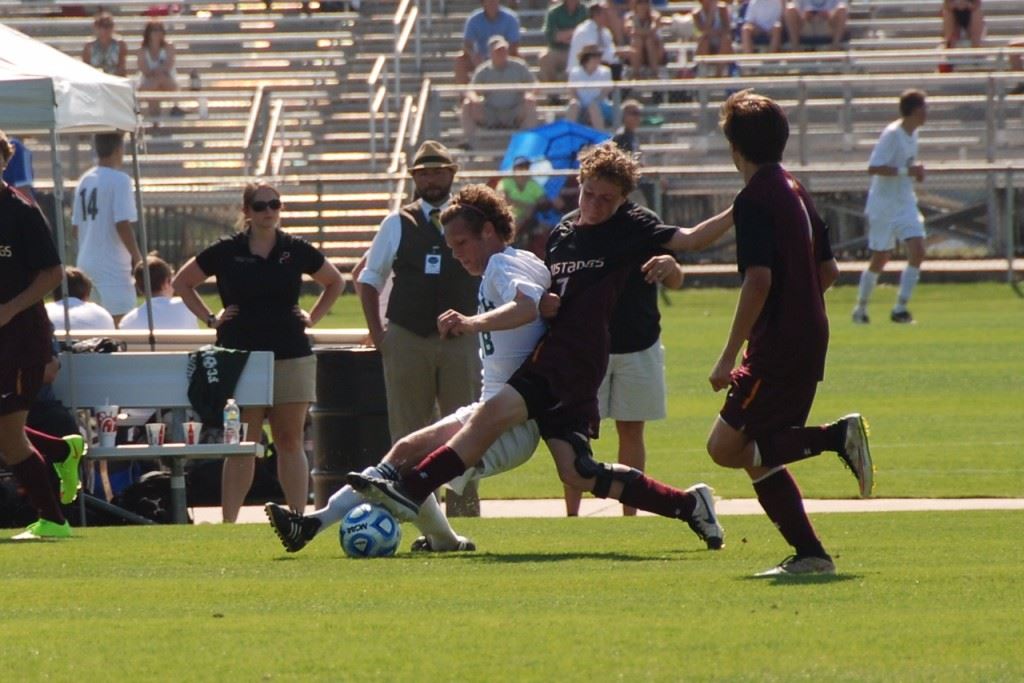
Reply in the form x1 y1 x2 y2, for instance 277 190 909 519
340 503 402 558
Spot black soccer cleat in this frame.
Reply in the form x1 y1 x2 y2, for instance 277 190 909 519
345 471 421 522
890 309 914 324
410 535 477 552
265 502 321 553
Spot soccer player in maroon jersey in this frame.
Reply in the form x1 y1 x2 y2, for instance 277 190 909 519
0 130 82 540
351 143 734 549
705 91 873 576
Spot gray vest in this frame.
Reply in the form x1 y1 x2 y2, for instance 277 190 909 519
386 201 480 338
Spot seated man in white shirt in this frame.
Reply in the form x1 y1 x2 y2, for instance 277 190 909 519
568 3 623 79
119 254 198 329
45 266 116 331
566 45 614 130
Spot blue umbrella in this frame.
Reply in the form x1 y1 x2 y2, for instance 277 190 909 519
499 120 611 200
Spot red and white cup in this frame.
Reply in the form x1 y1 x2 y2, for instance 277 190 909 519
183 421 202 445
95 405 119 447
145 423 166 446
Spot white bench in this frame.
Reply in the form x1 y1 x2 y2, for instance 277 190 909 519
52 351 275 523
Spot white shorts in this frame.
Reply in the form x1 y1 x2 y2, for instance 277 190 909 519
597 340 667 422
445 402 541 495
90 280 137 317
866 209 926 252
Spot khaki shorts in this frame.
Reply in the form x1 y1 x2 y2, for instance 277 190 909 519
597 340 667 422
273 354 317 405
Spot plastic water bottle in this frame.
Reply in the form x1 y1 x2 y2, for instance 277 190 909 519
223 398 241 445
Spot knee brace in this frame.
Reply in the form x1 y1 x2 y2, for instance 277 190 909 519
567 431 642 498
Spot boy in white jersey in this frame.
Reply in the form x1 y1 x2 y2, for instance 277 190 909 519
853 90 927 325
267 185 550 553
72 133 141 325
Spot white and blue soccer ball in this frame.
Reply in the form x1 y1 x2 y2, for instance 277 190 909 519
340 503 402 558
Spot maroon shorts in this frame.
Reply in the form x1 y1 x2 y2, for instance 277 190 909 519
0 363 45 416
507 368 600 441
719 366 818 439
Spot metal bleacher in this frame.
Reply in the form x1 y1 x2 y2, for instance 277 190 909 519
3 0 1023 267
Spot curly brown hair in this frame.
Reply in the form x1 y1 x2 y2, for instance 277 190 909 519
440 184 516 243
577 142 639 196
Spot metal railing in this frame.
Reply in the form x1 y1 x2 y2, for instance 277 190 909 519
388 96 415 213
367 55 390 172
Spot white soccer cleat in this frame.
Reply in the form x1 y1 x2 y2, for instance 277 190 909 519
754 554 836 578
837 413 874 498
685 483 724 550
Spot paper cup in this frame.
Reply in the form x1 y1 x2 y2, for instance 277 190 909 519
183 421 202 445
145 423 166 446
95 405 119 447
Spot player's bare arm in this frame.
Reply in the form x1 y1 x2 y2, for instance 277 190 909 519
116 219 142 267
867 163 925 182
664 206 734 252
0 264 62 328
642 254 685 288
709 265 771 391
439 289 538 338
538 292 560 319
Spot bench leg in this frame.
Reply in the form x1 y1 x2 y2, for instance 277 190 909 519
170 459 188 524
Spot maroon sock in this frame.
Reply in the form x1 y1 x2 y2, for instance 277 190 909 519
401 446 467 504
752 468 825 558
617 475 696 520
24 426 70 465
10 451 66 524
755 422 844 468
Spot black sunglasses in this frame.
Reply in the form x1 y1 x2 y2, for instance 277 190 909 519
249 198 282 212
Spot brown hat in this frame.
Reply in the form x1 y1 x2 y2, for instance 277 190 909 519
409 140 458 173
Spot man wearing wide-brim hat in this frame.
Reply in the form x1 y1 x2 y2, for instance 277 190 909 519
357 140 481 476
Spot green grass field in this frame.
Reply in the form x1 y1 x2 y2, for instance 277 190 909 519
1 512 1022 681
300 282 1024 501
3 282 1019 680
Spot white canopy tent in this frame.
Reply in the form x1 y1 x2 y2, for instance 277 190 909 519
0 23 162 347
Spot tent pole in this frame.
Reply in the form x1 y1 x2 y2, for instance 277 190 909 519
49 127 75 396
129 131 155 351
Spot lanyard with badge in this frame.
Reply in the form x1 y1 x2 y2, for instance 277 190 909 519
425 207 443 275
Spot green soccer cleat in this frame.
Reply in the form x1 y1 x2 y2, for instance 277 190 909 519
12 518 72 540
53 434 86 505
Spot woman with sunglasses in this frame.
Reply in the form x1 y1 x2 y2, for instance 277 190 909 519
174 181 344 522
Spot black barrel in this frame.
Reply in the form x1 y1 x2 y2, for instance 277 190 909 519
310 346 392 508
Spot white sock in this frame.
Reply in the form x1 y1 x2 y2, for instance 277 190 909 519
415 491 463 550
307 465 381 533
857 269 879 310
895 265 920 311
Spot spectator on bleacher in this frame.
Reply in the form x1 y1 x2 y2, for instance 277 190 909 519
783 0 847 50
612 98 643 155
137 20 182 118
624 0 666 79
45 267 116 331
173 181 344 522
1010 38 1024 94
498 156 554 256
693 0 734 76
567 45 614 129
539 0 589 84
82 11 128 77
854 89 928 325
568 2 623 79
72 133 142 327
942 0 984 49
461 36 538 149
455 0 522 85
740 0 784 53
119 254 198 330
601 0 630 46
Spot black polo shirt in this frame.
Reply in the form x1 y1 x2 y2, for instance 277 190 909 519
195 229 325 359
0 182 60 366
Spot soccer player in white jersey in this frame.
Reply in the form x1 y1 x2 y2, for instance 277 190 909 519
72 133 142 325
853 90 927 325
267 184 550 553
